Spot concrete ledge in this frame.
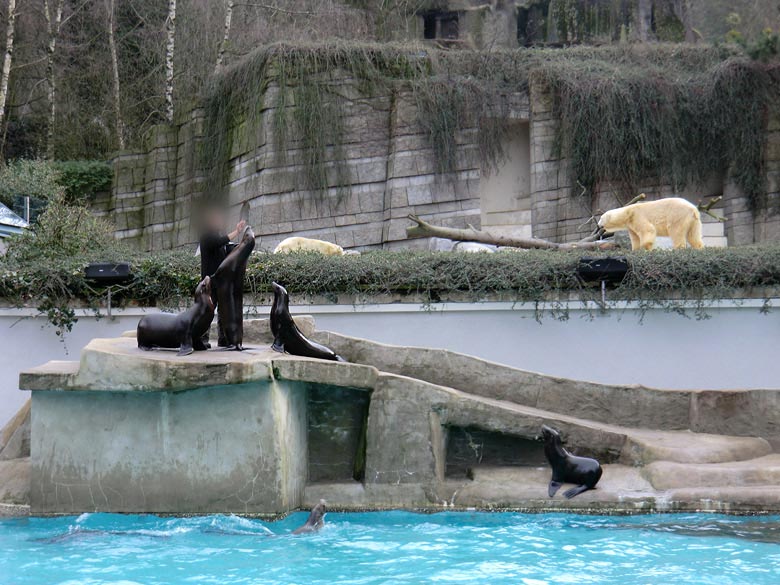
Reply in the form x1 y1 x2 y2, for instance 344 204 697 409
16 322 780 515
313 330 780 444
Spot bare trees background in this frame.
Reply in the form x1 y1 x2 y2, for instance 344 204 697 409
0 0 775 161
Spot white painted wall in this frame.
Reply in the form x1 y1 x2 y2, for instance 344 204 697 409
0 308 157 427
2 299 779 425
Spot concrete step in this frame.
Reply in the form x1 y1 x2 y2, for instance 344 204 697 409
642 455 780 490
449 389 773 466
453 467 780 513
303 467 780 514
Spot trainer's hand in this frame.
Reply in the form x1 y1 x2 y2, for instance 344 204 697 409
236 220 247 232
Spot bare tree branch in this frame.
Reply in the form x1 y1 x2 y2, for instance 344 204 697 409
406 214 617 251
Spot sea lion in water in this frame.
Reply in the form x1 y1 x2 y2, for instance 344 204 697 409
137 276 215 356
541 425 603 499
270 282 345 362
212 225 255 350
292 500 327 534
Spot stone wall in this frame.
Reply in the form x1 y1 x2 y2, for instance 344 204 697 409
30 381 307 514
99 73 780 251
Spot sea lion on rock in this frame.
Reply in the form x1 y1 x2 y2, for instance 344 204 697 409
137 276 215 356
213 225 255 350
541 425 603 499
292 500 327 534
270 282 346 362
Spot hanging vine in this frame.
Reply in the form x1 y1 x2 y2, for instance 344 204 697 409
201 42 778 213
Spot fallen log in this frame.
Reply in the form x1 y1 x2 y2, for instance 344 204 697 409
698 196 727 222
406 215 617 251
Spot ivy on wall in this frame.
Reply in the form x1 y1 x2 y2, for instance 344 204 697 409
545 46 774 211
201 42 778 213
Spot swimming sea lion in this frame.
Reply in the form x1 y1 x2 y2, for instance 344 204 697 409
270 282 345 362
212 225 255 350
541 425 603 499
137 276 215 356
292 500 327 534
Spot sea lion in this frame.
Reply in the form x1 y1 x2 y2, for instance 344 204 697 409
541 425 603 499
270 282 345 362
212 225 255 350
137 276 215 356
292 500 327 534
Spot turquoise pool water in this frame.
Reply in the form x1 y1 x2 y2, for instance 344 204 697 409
2 511 780 584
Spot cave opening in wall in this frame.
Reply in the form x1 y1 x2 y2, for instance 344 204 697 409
307 385 371 483
517 2 550 46
479 120 532 239
420 10 460 41
444 426 546 479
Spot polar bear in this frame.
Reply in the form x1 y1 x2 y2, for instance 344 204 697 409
598 197 704 251
273 236 345 256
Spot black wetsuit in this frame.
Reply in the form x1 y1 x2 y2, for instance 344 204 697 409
199 231 231 346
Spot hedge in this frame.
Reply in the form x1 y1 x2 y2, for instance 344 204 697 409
1 245 779 336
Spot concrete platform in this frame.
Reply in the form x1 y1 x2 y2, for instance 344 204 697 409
11 318 780 515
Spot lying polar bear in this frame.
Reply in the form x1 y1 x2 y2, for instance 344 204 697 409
274 236 345 256
598 197 704 251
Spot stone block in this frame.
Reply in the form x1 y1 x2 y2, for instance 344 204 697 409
389 188 408 208
335 230 356 248
390 152 420 178
359 190 384 213
701 222 726 238
431 181 456 203
407 185 433 206
352 227 383 246
356 158 387 184
30 380 307 514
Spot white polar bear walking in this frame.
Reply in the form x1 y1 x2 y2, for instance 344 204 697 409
273 236 345 256
598 197 704 251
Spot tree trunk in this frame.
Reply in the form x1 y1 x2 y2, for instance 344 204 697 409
635 0 655 41
672 0 697 43
164 0 176 123
215 0 234 71
44 0 65 159
406 215 617 251
0 0 17 146
106 0 124 149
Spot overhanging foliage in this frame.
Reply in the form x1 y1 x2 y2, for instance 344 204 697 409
201 42 779 212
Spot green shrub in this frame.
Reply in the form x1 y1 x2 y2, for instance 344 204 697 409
0 160 61 207
2 245 779 337
741 28 780 62
2 194 126 337
52 160 113 202
0 159 114 209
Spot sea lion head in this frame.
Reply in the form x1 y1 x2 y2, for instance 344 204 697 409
307 499 327 529
272 281 289 303
540 425 561 445
195 276 214 311
240 225 255 243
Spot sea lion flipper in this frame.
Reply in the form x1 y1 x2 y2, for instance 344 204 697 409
548 481 562 498
563 485 589 499
177 346 194 356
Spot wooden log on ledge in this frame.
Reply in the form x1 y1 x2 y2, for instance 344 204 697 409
406 215 617 251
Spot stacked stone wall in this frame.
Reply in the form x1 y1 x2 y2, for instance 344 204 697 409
102 75 779 251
